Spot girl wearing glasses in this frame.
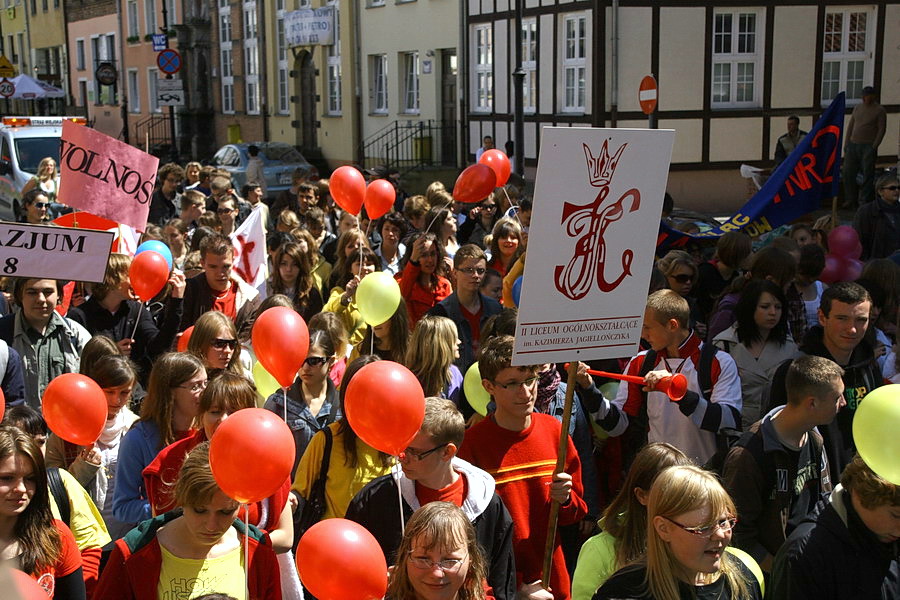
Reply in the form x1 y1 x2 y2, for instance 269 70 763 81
265 330 341 477
459 196 500 249
112 353 206 526
188 310 246 377
398 233 453 327
853 172 900 260
405 316 462 405
656 250 705 339
19 189 51 224
388 501 487 600
595 465 762 600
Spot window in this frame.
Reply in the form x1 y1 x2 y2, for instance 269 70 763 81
221 48 233 77
243 2 257 38
368 0 385 6
325 4 341 115
371 54 388 113
401 51 418 113
41 0 46 12
145 0 158 37
165 0 176 25
219 13 232 41
75 39 85 70
243 1 259 114
128 69 140 112
219 0 233 114
473 24 492 112
711 9 763 108
127 0 139 37
562 15 586 112
822 7 874 104
522 19 537 112
223 83 234 113
276 10 289 114
298 0 310 6
148 68 160 112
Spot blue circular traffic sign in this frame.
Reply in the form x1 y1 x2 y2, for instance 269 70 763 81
157 49 182 75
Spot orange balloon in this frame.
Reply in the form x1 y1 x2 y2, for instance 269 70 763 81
364 179 395 220
345 361 425 456
453 164 497 204
43 374 107 446
176 325 194 352
209 408 295 503
129 250 170 302
479 149 511 186
251 306 309 388
298 519 388 600
331 166 366 215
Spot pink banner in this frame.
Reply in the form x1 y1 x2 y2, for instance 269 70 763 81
58 121 160 231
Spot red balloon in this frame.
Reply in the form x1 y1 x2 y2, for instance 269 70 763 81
820 254 842 284
298 519 388 600
364 179 395 220
176 325 194 352
251 306 309 388
10 569 49 600
847 241 863 261
478 149 512 187
453 164 497 204
331 166 366 215
827 225 860 258
345 361 425 456
209 408 295 503
0 387 5 424
43 374 107 446
129 250 170 302
839 257 864 282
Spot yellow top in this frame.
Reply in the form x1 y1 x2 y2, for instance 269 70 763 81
157 543 246 600
292 422 392 519
49 468 112 551
323 287 367 348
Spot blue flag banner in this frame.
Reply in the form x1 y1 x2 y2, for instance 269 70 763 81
657 92 845 252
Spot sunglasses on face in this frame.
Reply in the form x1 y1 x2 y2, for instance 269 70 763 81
33 202 49 209
210 338 238 350
217 207 236 214
303 356 330 367
671 274 694 284
881 186 900 191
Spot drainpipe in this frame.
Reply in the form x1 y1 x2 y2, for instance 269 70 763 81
353 0 363 165
116 0 129 142
610 0 618 127
258 0 268 141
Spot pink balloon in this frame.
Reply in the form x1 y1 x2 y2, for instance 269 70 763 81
820 254 842 284
827 225 860 258
839 257 864 282
847 241 863 261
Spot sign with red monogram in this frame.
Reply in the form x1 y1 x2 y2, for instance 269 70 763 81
512 127 674 366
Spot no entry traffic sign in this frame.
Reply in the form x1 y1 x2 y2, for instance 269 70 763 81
639 75 658 115
157 49 182 75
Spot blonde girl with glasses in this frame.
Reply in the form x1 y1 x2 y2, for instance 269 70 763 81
388 501 488 600
595 465 762 600
112 353 206 527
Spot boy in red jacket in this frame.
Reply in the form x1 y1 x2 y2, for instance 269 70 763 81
458 335 587 600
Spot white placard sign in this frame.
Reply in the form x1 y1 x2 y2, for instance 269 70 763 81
512 127 675 366
284 7 335 47
0 222 114 282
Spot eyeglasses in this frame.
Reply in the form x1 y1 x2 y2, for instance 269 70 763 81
210 338 238 350
664 516 737 538
458 267 486 276
881 186 900 191
33 202 49 209
178 379 208 393
492 376 539 390
303 356 330 367
217 207 236 214
408 553 467 572
671 274 694 284
481 204 497 210
400 443 448 461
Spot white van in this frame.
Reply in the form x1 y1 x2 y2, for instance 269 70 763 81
0 116 87 221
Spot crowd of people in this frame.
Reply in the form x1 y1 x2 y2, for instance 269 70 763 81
0 155 897 600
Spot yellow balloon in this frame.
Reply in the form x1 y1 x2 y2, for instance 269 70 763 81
356 271 401 326
852 383 900 484
252 361 282 401
463 362 491 416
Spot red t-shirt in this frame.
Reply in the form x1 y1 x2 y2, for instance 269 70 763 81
415 472 468 508
212 281 238 320
459 302 484 349
32 520 82 597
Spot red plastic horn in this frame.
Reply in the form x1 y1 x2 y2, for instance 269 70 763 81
567 364 688 401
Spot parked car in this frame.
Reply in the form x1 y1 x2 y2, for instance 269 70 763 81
208 142 319 199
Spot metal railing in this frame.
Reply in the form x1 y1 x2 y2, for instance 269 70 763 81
133 114 171 153
361 119 457 173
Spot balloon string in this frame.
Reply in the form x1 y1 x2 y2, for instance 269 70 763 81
130 302 144 340
502 187 524 230
243 504 250 600
370 329 374 355
395 456 405 537
282 386 288 423
423 199 454 235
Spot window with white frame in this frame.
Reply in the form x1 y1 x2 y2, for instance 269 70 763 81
219 13 231 41
220 0 234 114
298 0 310 6
325 3 341 115
370 54 388 114
145 0 157 36
75 39 85 70
711 9 763 108
127 69 140 112
243 1 259 114
243 2 257 37
821 7 874 104
276 9 289 114
127 0 139 37
165 0 176 26
473 24 492 112
148 68 160 112
522 19 537 112
401 51 418 113
562 15 586 112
